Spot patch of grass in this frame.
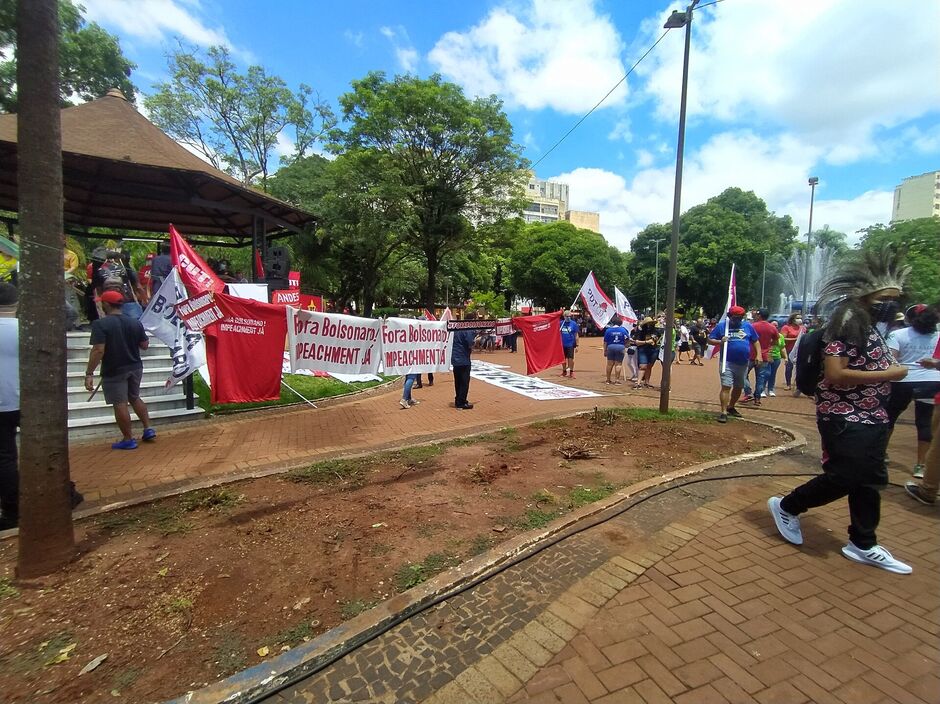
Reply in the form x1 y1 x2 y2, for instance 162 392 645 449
512 509 559 531
468 535 494 556
165 597 193 614
194 373 393 413
98 505 191 536
530 418 566 430
178 488 242 512
610 408 713 423
340 599 376 620
0 577 18 600
213 631 247 675
0 632 73 674
286 458 365 486
531 489 560 505
388 444 445 465
110 667 141 691
568 483 617 509
273 619 318 647
417 522 448 539
394 552 460 592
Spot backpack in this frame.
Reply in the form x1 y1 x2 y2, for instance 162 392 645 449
795 329 826 396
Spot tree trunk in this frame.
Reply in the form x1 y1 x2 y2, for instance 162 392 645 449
425 254 438 312
16 0 76 578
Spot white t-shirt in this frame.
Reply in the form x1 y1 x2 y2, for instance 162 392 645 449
0 318 19 412
886 327 940 384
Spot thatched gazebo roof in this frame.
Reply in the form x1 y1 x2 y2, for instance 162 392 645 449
0 89 315 246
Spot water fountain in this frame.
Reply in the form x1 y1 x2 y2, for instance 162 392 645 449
778 245 837 314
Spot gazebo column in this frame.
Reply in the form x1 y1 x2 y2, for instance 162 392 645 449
251 214 267 284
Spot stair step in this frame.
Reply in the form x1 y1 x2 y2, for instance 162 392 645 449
68 407 204 432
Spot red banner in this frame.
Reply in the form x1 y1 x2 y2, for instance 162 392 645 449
272 291 322 312
204 292 287 404
512 310 564 375
289 271 301 289
170 224 225 295
176 291 225 332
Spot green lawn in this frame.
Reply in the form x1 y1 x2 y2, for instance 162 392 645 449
193 373 394 413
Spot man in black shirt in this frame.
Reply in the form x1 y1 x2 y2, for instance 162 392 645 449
84 290 156 449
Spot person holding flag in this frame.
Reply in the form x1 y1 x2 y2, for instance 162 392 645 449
707 305 760 423
559 310 579 378
631 317 660 389
603 316 629 385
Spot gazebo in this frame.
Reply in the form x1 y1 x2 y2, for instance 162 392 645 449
0 88 316 279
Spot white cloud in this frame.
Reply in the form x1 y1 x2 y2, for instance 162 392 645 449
274 131 295 159
81 0 254 62
608 117 632 143
637 1 940 162
635 149 654 168
549 130 898 251
428 0 628 113
380 26 419 73
344 30 365 48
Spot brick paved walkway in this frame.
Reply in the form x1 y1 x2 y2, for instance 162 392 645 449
271 459 939 704
69 337 922 510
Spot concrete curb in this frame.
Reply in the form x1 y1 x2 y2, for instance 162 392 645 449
165 416 807 704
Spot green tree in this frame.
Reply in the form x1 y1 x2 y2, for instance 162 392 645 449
509 221 628 311
810 225 850 255
859 218 940 303
332 72 526 310
0 0 136 113
145 45 335 189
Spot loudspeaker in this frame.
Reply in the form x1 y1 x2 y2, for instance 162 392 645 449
263 246 290 280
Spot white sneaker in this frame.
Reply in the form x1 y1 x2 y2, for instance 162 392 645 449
768 497 802 545
409 399 420 406
399 399 411 409
841 542 912 575
768 391 776 397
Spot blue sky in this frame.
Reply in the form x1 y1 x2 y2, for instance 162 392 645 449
82 0 940 251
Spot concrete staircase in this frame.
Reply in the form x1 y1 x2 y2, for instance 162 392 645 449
67 331 204 438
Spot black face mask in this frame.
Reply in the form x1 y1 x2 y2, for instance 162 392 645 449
869 300 900 323
729 316 744 326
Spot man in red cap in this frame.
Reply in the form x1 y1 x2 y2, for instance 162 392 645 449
84 290 155 449
706 305 760 423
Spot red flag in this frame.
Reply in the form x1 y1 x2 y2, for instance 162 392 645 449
424 308 437 321
254 249 265 280
169 224 224 294
512 310 565 375
203 291 287 404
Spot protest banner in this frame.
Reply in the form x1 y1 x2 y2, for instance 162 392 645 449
512 310 565 375
495 318 514 336
381 317 453 374
287 308 382 375
273 289 300 306
446 319 498 331
176 291 225 332
289 271 301 289
228 283 268 302
169 224 225 295
203 292 288 404
469 361 599 400
140 267 206 389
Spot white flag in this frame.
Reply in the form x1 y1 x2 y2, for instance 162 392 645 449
614 287 638 331
577 271 615 329
140 267 206 389
705 263 737 362
440 307 454 322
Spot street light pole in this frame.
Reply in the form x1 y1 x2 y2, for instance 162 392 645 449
761 251 768 309
799 176 819 319
653 238 664 315
659 1 698 414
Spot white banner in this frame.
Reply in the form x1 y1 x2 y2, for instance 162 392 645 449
577 271 615 329
287 308 382 375
228 283 268 302
614 287 638 330
381 317 453 375
140 267 206 389
469 361 600 400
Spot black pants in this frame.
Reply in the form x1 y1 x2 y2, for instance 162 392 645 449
453 365 471 407
781 419 889 550
887 381 940 442
0 410 19 519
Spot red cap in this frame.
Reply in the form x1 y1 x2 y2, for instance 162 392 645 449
97 290 125 305
729 305 745 315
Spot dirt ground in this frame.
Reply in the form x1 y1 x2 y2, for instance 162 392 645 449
0 410 785 703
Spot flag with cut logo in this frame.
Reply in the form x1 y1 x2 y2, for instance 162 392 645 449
424 308 437 321
577 271 615 329
614 287 638 331
170 224 225 295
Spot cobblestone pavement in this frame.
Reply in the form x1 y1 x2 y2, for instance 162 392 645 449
68 337 922 509
269 453 940 704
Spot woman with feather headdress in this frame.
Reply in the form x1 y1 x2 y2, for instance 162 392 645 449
768 246 914 575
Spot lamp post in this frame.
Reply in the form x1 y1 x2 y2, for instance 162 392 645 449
761 251 768 309
659 1 698 414
799 176 819 319
653 238 665 315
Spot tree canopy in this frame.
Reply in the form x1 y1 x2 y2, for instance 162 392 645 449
331 72 527 309
145 45 335 189
509 221 628 311
859 218 940 304
0 0 136 112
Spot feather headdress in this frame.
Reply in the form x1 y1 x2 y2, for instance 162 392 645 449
816 244 910 348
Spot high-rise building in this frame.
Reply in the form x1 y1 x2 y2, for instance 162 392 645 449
891 170 940 222
564 210 600 233
523 174 569 223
